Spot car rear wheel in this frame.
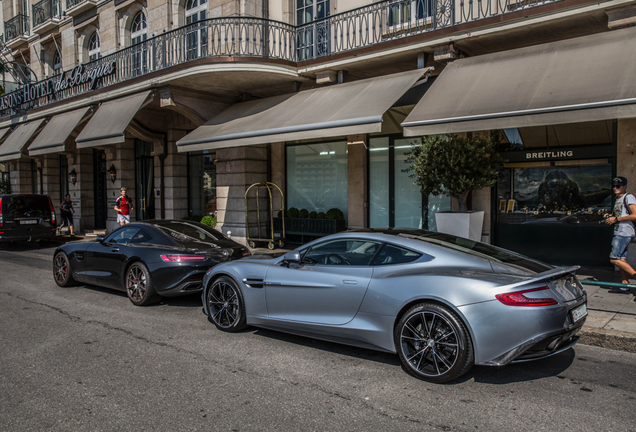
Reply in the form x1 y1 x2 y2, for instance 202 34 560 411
53 252 76 287
395 303 473 383
125 262 160 306
206 276 247 332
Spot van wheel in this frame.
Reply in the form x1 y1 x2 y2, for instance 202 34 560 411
53 252 76 287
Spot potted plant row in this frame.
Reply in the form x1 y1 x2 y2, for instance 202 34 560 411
274 207 346 242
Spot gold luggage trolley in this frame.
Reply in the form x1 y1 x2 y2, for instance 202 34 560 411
244 182 285 250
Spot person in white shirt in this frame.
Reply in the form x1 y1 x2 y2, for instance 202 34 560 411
604 176 636 291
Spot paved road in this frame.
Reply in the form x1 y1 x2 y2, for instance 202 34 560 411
1 242 635 432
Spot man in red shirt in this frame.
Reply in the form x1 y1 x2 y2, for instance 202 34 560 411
114 187 134 226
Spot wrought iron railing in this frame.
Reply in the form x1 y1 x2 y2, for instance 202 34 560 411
66 0 86 9
4 14 29 42
2 0 561 116
33 0 61 28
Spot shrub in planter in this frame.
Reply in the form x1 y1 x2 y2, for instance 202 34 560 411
200 215 217 228
0 178 10 194
309 211 317 219
287 207 300 218
299 209 309 218
326 208 344 220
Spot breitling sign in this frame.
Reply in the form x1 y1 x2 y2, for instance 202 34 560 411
0 61 117 112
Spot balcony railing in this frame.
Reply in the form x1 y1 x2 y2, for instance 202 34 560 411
2 0 561 116
66 0 85 9
4 14 30 43
33 0 61 28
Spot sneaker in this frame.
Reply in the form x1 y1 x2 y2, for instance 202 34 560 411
609 287 629 293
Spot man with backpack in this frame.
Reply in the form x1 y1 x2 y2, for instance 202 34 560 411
604 176 636 291
114 187 134 226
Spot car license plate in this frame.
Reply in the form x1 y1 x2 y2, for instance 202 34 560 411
571 304 587 323
21 219 37 225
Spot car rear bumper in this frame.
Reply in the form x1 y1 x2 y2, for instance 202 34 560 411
0 231 56 242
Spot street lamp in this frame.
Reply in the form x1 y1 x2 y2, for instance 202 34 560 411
69 168 77 186
108 165 117 184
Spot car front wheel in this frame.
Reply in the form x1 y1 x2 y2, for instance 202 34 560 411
395 303 473 383
206 276 247 332
53 252 76 287
125 262 160 306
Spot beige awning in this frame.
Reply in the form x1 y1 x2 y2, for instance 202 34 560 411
176 69 431 152
75 91 152 148
28 107 92 156
402 27 636 136
0 119 46 162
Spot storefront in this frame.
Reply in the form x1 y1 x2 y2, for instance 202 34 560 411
494 122 616 267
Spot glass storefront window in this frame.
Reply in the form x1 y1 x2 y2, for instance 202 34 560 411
188 151 216 218
286 141 348 219
369 136 450 230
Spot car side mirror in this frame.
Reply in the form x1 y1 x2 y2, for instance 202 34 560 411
282 251 301 266
96 235 105 243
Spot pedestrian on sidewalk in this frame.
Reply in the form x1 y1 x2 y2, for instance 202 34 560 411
59 194 75 236
604 176 636 291
114 187 134 226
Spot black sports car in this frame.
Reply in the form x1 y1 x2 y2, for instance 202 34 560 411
53 220 250 305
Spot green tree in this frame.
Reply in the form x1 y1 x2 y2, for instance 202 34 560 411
0 178 11 194
405 134 505 213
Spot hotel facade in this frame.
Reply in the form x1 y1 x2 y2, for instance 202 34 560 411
1 0 635 267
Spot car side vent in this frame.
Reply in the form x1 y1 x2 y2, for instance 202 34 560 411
243 278 264 289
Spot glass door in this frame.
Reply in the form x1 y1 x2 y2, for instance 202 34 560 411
135 140 155 220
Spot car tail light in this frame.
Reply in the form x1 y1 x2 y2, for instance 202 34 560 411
48 196 56 225
243 250 251 257
0 197 3 228
495 286 558 307
161 255 207 262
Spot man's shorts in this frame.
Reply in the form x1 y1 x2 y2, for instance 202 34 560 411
117 214 130 224
61 212 73 227
610 235 635 260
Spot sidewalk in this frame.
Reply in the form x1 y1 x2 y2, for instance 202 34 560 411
575 268 636 353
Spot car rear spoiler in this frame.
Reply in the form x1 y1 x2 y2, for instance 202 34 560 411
499 266 580 291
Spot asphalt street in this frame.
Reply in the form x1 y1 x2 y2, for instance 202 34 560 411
1 242 635 432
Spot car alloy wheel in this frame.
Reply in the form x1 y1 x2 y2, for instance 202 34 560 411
53 252 75 287
206 276 246 332
396 303 473 383
125 262 159 306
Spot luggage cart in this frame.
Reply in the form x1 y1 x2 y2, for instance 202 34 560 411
245 182 285 250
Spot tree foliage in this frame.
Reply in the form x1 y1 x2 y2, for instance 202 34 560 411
405 134 505 212
0 178 10 194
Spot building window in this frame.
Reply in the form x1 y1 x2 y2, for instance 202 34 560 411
296 0 330 60
52 51 62 75
387 0 434 28
88 33 100 61
185 0 207 60
369 136 450 230
286 141 348 219
188 151 216 218
131 12 148 76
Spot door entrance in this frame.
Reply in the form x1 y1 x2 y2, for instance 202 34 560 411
93 149 107 229
135 140 155 220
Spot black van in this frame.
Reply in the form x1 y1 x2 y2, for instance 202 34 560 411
0 194 57 243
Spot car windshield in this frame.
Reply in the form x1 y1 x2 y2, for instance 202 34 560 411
397 230 551 273
157 222 223 244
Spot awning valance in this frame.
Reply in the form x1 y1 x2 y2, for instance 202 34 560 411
176 69 431 152
28 107 92 156
402 26 636 136
0 119 46 162
75 91 152 148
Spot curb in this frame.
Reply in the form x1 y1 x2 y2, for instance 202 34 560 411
579 326 636 353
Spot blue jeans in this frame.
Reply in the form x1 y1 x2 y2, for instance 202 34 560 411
610 235 634 260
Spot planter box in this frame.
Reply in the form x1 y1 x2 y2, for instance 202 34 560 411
274 217 346 244
435 211 484 242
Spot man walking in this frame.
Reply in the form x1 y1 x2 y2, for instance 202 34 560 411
59 194 75 236
604 176 636 291
114 187 134 226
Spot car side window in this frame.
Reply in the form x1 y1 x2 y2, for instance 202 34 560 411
129 229 153 244
371 244 422 266
302 239 382 266
104 227 139 244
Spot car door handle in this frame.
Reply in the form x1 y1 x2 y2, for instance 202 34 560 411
265 282 281 286
343 280 358 285
111 247 120 252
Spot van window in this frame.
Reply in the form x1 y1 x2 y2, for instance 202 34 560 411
5 196 50 216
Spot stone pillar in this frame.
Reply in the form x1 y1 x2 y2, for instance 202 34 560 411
617 118 636 186
347 135 368 229
215 145 268 244
163 130 188 220
40 155 61 205
68 149 95 234
8 159 34 194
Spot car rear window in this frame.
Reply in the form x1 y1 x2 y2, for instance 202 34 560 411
4 195 50 216
156 222 223 245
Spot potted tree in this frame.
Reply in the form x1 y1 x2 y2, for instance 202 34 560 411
405 133 505 241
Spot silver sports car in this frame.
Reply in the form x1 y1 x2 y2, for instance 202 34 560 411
201 229 587 383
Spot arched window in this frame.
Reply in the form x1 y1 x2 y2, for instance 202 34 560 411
52 51 62 75
88 33 100 62
185 0 207 60
131 12 148 76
